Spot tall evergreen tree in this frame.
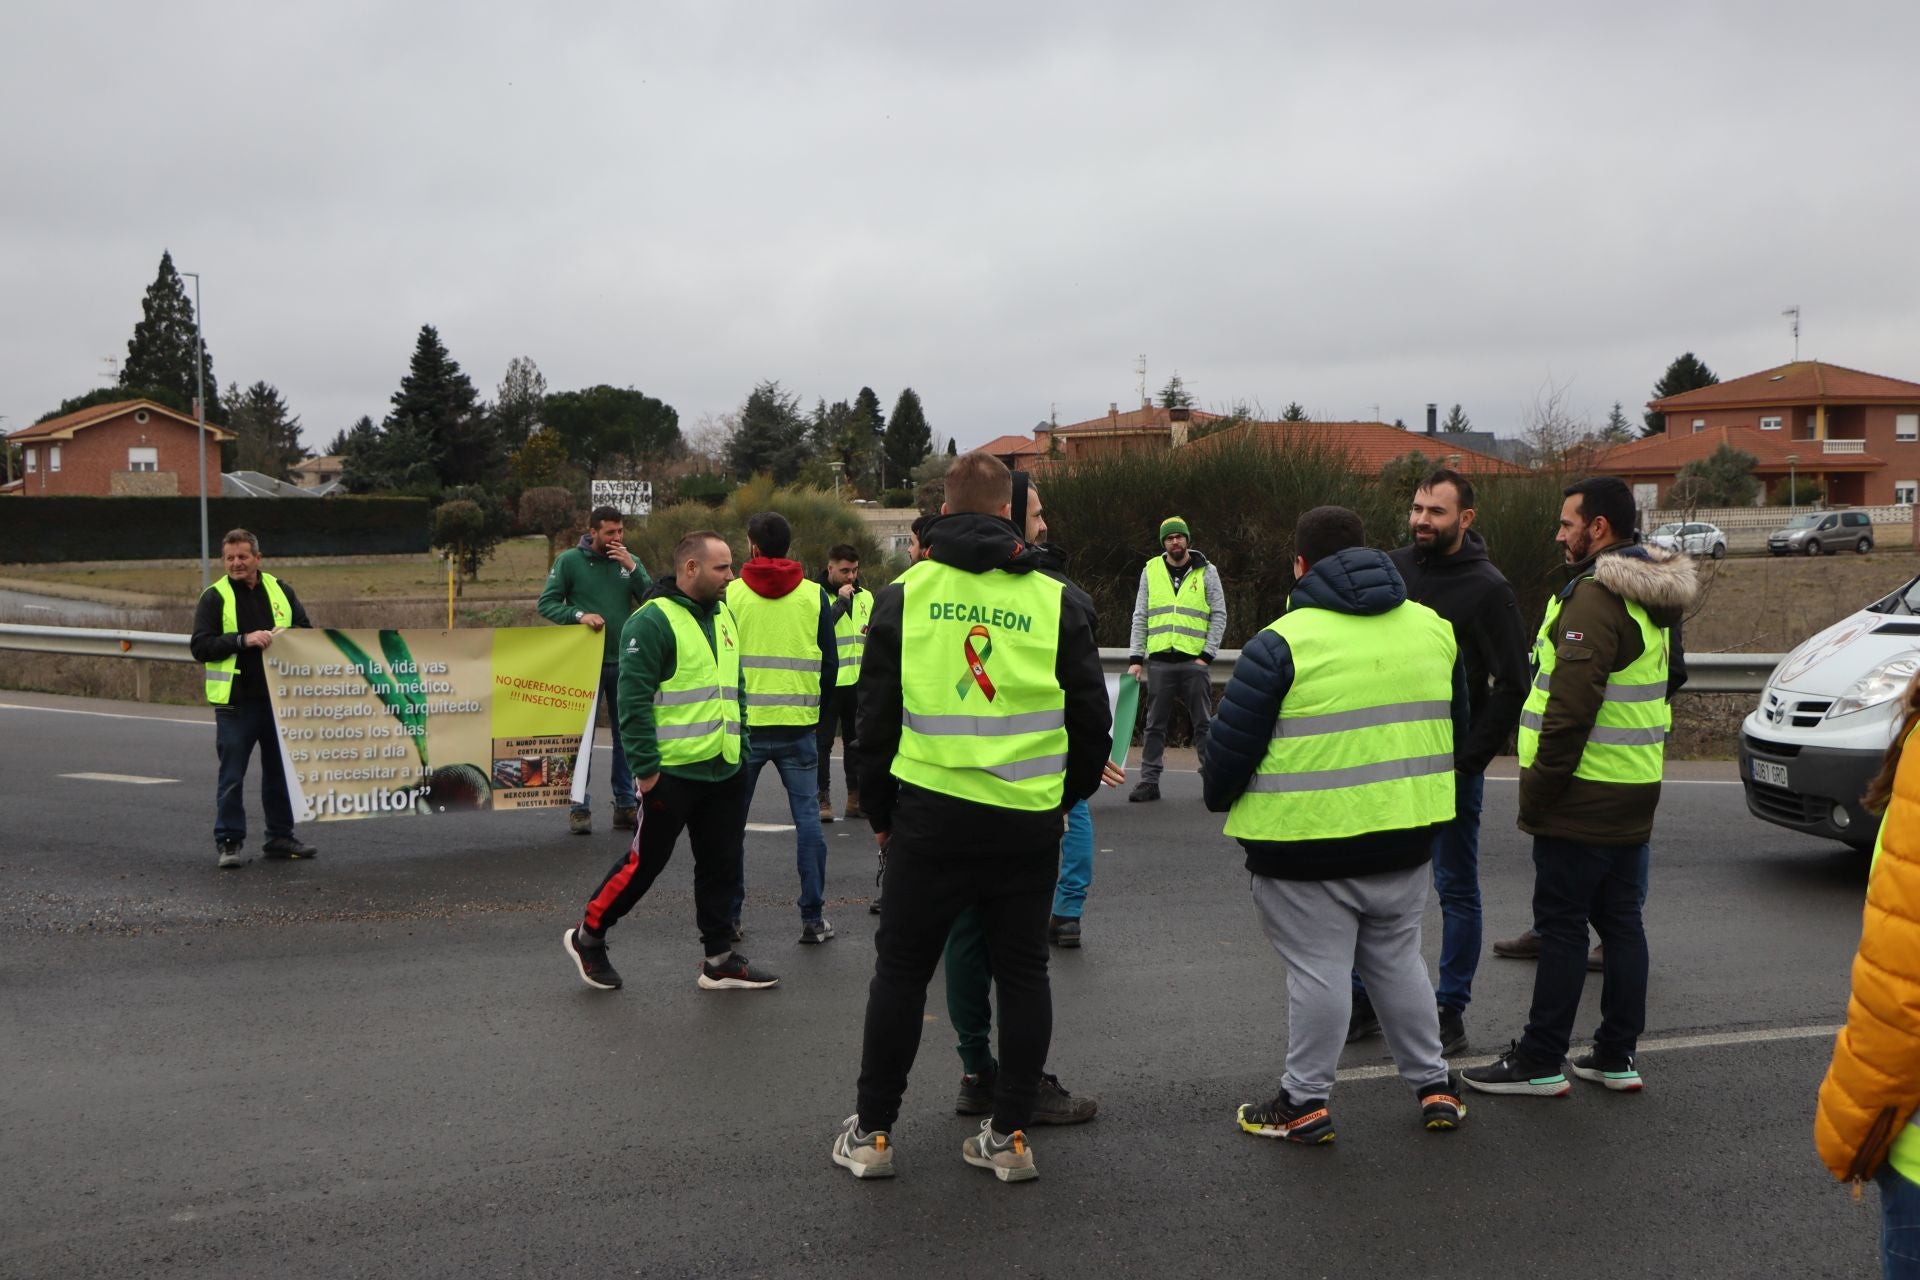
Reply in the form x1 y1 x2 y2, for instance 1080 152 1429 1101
1644 352 1720 435
1601 401 1636 444
120 250 224 423
852 386 888 486
1440 403 1472 433
1281 402 1310 421
1158 375 1194 409
386 325 499 488
815 398 871 490
542 384 680 479
945 437 958 457
726 380 810 484
492 356 547 451
226 381 305 479
884 387 933 485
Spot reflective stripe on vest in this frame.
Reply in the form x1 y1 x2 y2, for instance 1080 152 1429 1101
204 573 293 705
725 578 823 728
644 597 742 766
892 560 1068 812
1515 582 1669 785
834 588 873 687
1144 556 1210 656
1223 601 1457 842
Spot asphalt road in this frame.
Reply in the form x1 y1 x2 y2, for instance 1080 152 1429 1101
0 689 1882 1278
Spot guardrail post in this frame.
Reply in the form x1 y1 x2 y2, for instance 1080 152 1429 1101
135 663 151 703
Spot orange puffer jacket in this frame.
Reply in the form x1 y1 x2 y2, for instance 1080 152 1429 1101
1815 741 1920 1185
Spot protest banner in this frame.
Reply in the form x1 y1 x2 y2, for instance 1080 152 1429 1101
265 626 603 822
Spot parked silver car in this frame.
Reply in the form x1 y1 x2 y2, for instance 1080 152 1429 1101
1769 510 1874 556
1648 521 1727 559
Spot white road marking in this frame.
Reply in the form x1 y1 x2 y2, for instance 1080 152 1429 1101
0 703 207 727
59 772 178 785
1335 1022 1843 1082
745 822 797 833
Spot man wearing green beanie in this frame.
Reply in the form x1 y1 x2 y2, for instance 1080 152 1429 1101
1126 516 1227 801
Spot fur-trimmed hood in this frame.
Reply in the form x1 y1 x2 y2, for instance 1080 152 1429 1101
1590 543 1696 626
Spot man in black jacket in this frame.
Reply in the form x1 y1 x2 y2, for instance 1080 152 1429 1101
831 451 1110 1183
1349 469 1528 1055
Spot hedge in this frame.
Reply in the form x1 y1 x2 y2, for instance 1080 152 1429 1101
0 496 432 563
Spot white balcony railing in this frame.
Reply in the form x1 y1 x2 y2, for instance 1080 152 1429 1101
1823 438 1867 454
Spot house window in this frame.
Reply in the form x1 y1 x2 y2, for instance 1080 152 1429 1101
1759 416 1782 431
1691 419 1706 433
1898 481 1919 505
49 445 61 472
24 447 36 473
128 446 158 472
1898 413 1919 442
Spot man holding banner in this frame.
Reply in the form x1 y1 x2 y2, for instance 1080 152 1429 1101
563 531 780 994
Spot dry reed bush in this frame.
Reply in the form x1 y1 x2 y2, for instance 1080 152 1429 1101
626 474 890 587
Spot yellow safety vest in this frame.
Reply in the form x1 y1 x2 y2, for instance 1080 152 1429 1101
834 587 874 688
645 597 743 766
893 561 1068 812
724 578 823 728
204 573 292 705
1516 582 1669 785
1144 556 1211 656
1224 602 1457 841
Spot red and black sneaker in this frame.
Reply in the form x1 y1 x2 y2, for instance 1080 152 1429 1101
1236 1090 1335 1144
563 928 622 991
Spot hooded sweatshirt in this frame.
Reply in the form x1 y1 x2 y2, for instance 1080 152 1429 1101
613 571 747 782
538 533 646 664
1517 542 1695 845
1201 546 1471 880
1389 528 1530 777
856 511 1111 849
727 556 837 740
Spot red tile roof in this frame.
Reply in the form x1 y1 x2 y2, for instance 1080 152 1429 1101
1184 420 1529 475
8 398 234 442
1051 406 1225 434
977 432 1046 457
1590 423 1881 472
1651 361 1920 411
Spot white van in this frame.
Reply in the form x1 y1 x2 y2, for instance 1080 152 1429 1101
1740 574 1920 850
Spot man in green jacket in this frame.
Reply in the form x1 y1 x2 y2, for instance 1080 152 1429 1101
562 530 780 994
538 505 646 835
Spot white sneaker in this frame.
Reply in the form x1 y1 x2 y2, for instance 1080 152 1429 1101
961 1119 1037 1182
831 1114 895 1179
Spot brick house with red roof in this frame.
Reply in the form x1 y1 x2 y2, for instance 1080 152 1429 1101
5 399 233 497
1644 361 1920 506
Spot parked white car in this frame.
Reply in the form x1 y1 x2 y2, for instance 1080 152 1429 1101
1648 521 1727 559
1740 572 1920 850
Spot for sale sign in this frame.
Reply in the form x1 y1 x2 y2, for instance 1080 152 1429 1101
591 480 652 516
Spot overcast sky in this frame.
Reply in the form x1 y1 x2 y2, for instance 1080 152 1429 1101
6 1 1918 455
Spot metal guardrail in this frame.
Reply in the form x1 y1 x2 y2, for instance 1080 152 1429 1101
0 626 1782 696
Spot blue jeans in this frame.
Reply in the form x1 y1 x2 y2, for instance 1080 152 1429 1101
1883 1165 1920 1279
573 662 634 816
1519 836 1651 1064
1051 799 1094 918
1433 772 1484 1013
214 701 295 844
735 731 829 924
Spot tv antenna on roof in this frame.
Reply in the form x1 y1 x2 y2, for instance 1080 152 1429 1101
1783 306 1801 360
99 357 119 383
1136 354 1148 408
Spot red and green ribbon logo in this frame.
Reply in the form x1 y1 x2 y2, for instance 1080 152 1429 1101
955 624 996 701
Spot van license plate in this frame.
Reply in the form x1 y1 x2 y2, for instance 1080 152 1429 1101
1751 760 1790 788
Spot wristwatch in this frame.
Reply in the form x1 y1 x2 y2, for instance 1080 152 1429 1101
573 610 584 621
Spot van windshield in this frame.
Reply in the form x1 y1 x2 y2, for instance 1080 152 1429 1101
1784 514 1822 528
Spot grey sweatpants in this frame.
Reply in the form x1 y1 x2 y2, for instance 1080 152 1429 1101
1138 660 1212 784
1252 866 1448 1102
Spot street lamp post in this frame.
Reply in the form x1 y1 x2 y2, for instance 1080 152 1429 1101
1786 453 1799 514
829 460 844 501
182 270 210 587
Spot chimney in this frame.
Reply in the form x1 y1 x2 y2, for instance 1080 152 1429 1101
1426 403 1438 436
1109 402 1119 425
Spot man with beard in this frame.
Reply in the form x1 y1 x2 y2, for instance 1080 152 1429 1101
1126 516 1227 802
1465 477 1693 1098
1347 469 1528 1055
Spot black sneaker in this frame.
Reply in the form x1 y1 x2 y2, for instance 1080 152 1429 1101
1461 1041 1571 1097
1236 1090 1335 1144
1127 782 1160 803
261 834 317 860
869 896 883 915
1438 1006 1468 1056
1047 915 1081 948
216 840 247 869
1570 1049 1644 1092
799 919 835 945
562 928 622 991
1031 1073 1098 1125
1346 994 1381 1043
698 953 780 990
956 1068 996 1115
1419 1075 1468 1131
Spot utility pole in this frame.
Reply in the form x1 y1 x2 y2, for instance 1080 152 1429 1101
182 270 210 587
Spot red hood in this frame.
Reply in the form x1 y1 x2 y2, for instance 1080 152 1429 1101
739 556 807 597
